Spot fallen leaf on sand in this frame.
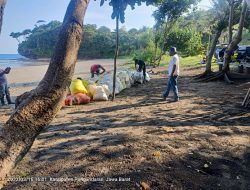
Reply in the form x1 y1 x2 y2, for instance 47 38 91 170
164 128 174 132
140 181 150 190
153 151 161 157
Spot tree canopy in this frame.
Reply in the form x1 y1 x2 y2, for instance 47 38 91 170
98 0 160 23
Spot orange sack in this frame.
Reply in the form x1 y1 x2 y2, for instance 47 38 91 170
74 93 91 105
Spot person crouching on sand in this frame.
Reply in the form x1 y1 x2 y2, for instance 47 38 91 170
0 67 14 106
90 64 106 78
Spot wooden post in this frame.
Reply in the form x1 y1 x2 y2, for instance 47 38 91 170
112 16 119 101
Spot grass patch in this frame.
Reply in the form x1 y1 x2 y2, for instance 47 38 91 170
122 55 230 73
160 56 201 68
160 56 223 72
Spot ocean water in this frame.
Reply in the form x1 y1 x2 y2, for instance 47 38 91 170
0 54 29 68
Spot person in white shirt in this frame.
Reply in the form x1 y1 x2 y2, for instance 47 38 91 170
163 47 180 102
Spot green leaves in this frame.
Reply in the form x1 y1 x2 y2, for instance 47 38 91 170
98 0 159 23
153 0 200 25
165 27 203 56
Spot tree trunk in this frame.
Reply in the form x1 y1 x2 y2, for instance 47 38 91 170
223 1 248 72
0 0 90 187
155 21 176 67
156 24 168 67
242 0 250 108
228 0 234 44
0 0 6 33
205 29 223 74
153 40 158 67
112 16 119 101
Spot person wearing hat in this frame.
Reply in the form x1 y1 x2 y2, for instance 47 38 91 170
162 47 180 102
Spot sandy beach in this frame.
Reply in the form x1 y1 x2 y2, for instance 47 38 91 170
7 59 128 99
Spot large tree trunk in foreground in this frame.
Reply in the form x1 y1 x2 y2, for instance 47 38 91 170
0 0 90 187
0 0 6 33
112 16 119 101
223 1 247 73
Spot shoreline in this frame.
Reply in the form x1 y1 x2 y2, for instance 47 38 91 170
6 59 129 98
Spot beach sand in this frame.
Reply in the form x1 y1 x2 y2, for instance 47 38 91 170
7 59 128 98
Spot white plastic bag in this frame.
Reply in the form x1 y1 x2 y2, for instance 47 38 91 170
93 86 108 101
145 72 150 82
133 71 144 84
102 85 111 97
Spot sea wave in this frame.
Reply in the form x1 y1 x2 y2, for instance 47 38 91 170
0 54 50 68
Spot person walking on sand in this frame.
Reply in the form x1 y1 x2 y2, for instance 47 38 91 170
162 47 180 102
0 67 14 106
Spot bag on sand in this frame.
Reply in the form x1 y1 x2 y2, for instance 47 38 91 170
65 95 76 106
70 79 88 95
102 84 111 97
133 71 144 84
101 75 122 95
145 73 150 82
87 84 98 97
93 86 108 101
74 93 90 104
82 80 90 88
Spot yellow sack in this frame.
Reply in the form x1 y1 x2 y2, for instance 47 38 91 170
82 80 89 88
70 79 88 95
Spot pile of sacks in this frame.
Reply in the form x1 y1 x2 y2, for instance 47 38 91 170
64 79 111 106
64 69 150 106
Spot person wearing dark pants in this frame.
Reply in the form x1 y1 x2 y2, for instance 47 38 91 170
0 67 14 106
90 64 106 78
163 47 180 102
135 59 146 83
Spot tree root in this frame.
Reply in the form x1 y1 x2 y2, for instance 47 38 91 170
194 70 214 80
196 71 234 84
242 88 250 108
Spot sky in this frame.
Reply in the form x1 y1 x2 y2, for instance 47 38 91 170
0 0 211 54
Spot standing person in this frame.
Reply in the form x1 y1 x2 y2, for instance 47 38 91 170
0 67 14 106
163 47 180 102
135 59 146 83
90 64 106 78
